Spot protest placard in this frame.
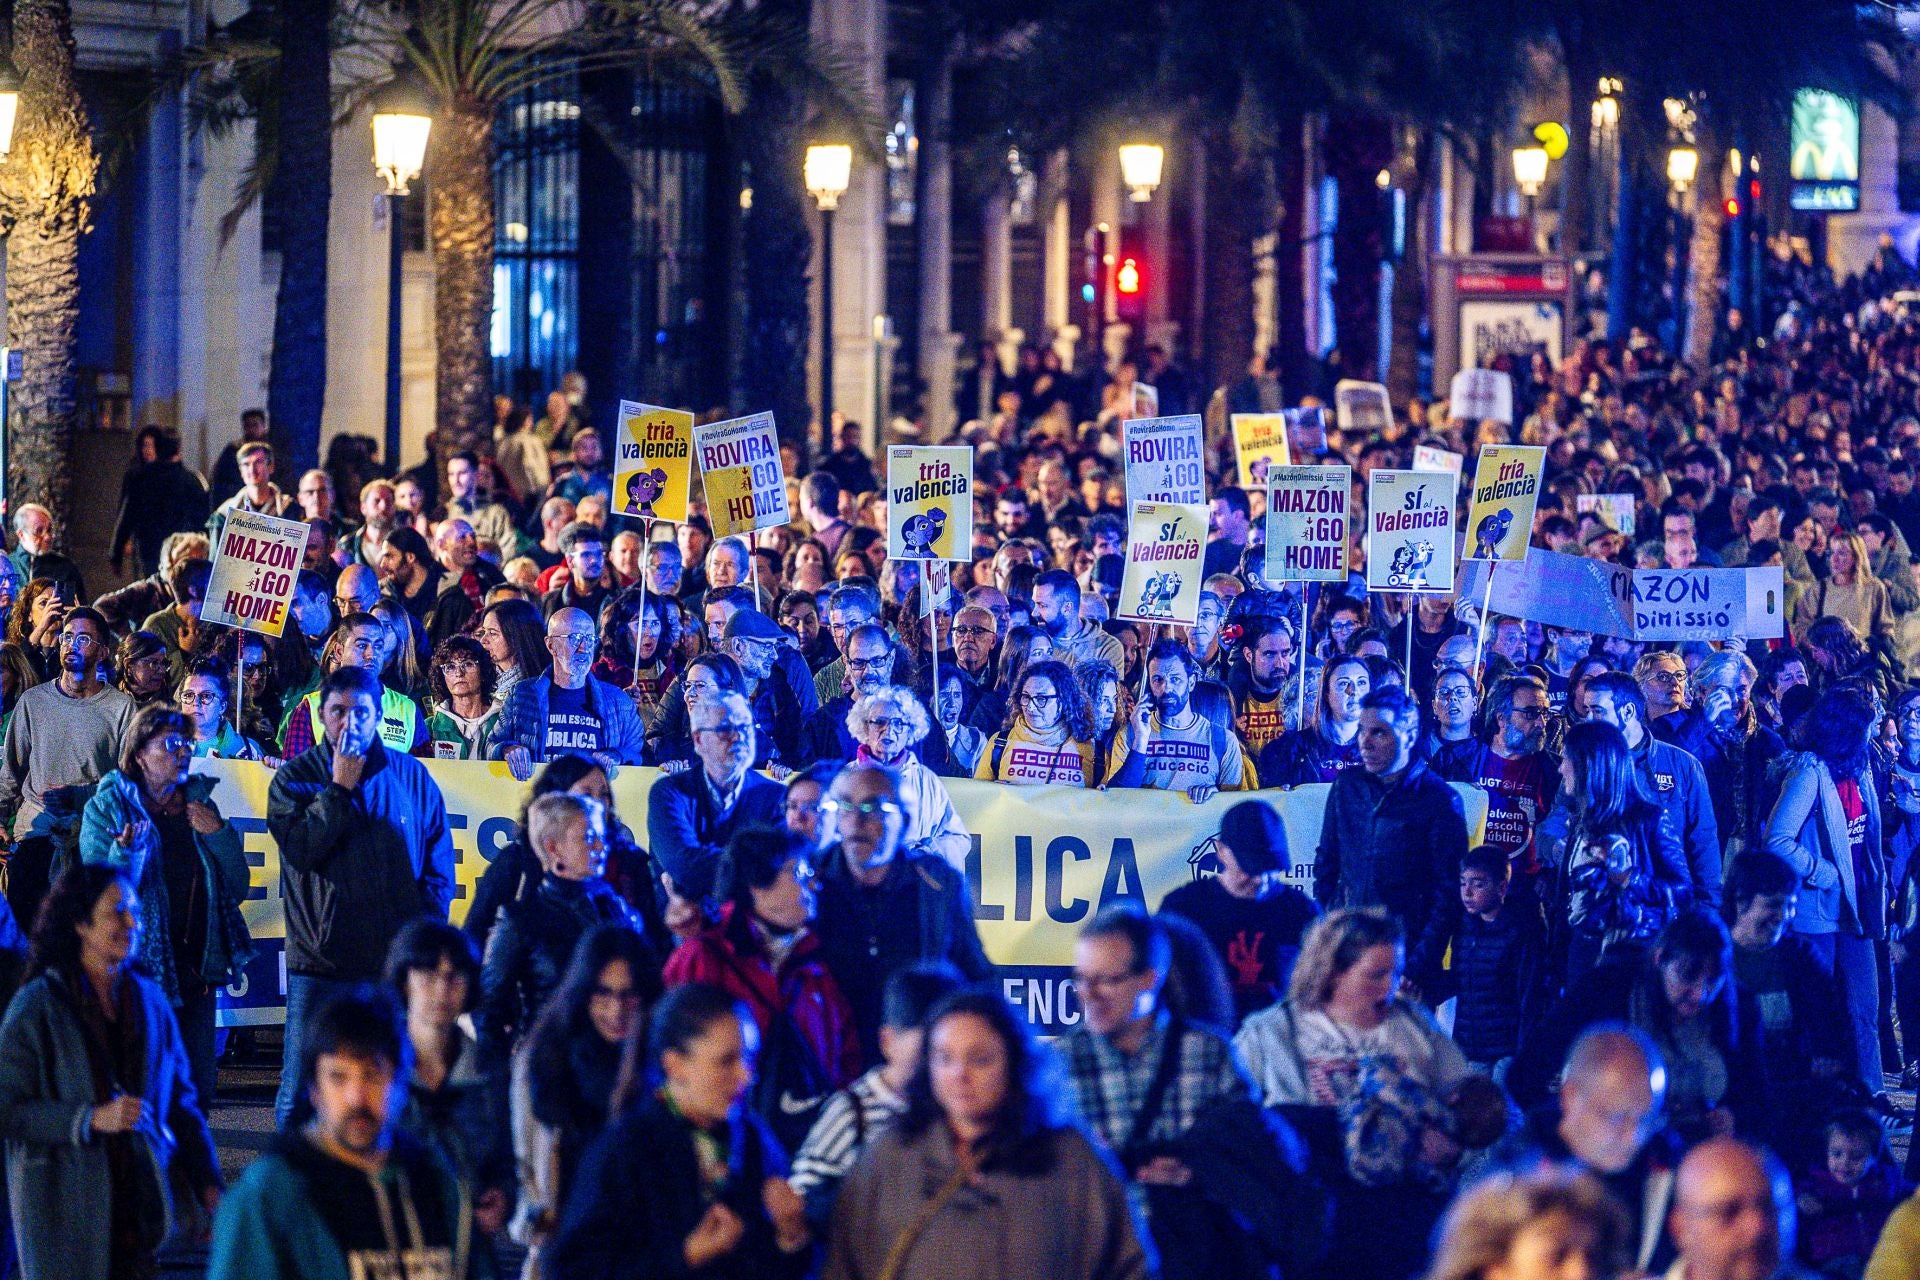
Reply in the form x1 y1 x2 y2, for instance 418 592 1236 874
1230 413 1290 488
1464 445 1547 562
613 401 694 525
918 561 953 617
1334 381 1392 436
1631 566 1787 641
201 508 307 637
886 445 973 561
1449 367 1514 424
1121 414 1206 507
1265 465 1351 582
1457 553 1635 638
1576 492 1637 537
1117 502 1207 625
1413 444 1464 476
1367 469 1458 593
1285 405 1329 458
695 412 789 538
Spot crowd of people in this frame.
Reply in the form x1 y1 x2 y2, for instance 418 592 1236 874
0 244 1917 1279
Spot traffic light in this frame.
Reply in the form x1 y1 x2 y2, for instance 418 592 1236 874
1115 254 1146 322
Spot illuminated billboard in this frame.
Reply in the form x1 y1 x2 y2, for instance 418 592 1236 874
1791 89 1860 212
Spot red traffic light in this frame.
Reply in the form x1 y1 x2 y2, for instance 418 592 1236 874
1724 197 1740 217
1116 256 1143 294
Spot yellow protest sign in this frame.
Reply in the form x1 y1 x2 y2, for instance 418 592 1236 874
197 759 1485 1033
885 445 973 560
613 400 694 525
1464 444 1546 562
695 411 790 538
1117 501 1207 626
200 509 307 637
1231 413 1292 488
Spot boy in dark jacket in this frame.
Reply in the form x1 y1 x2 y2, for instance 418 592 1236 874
1798 1108 1910 1279
1432 845 1546 1078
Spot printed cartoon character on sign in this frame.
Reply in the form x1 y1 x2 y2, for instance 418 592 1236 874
1388 541 1435 589
623 468 669 518
1471 508 1513 559
1136 571 1181 619
901 509 947 558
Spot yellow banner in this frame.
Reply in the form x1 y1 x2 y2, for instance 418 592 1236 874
203 760 1485 1032
613 401 695 526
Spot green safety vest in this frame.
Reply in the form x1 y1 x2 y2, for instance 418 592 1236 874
303 685 420 752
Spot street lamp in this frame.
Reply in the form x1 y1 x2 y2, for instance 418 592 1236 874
370 66 433 477
1511 146 1549 198
805 143 852 428
1118 143 1164 202
1666 146 1699 193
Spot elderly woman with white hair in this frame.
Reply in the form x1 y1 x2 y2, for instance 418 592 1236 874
1653 648 1786 857
846 686 971 869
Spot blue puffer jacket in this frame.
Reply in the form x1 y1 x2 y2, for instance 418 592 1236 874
78 770 254 1003
488 674 645 765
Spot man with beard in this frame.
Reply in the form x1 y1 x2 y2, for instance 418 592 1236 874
426 517 504 647
1227 616 1297 757
1654 651 1785 859
1314 686 1468 988
1106 640 1249 803
492 606 645 779
724 608 814 769
800 625 947 769
375 525 443 643
1437 674 1561 885
1031 570 1123 673
211 990 469 1280
812 583 881 707
812 763 993 1060
647 691 784 901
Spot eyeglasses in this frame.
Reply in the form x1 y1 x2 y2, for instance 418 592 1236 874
866 716 911 734
1643 669 1686 685
697 722 752 740
1019 693 1059 709
57 632 97 647
1509 705 1549 721
148 734 190 755
177 691 222 707
846 655 892 672
439 658 479 674
1434 687 1474 703
1072 969 1144 994
822 799 903 824
550 633 595 651
953 625 994 638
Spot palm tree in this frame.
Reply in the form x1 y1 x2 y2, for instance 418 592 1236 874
0 0 97 523
267 0 331 476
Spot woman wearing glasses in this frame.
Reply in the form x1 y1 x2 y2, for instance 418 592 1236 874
177 658 265 761
77 705 253 1108
424 635 500 760
975 659 1102 788
847 687 971 869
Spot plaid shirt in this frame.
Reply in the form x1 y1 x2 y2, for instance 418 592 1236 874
1060 1012 1250 1154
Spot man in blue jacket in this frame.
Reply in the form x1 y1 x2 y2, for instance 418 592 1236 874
267 665 454 1126
493 606 645 779
647 692 783 900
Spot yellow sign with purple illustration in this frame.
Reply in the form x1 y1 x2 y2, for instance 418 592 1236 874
1230 413 1291 489
1117 501 1207 626
1464 444 1546 562
886 445 973 561
614 400 694 525
695 411 789 539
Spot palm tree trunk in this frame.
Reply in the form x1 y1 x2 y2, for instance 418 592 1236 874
1200 126 1260 404
1273 113 1309 402
1325 115 1393 381
1 0 95 524
1385 131 1429 404
429 97 497 472
739 62 812 466
264 0 329 479
1683 119 1727 370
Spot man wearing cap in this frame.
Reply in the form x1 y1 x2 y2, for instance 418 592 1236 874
1160 800 1318 1024
724 607 819 771
492 606 645 779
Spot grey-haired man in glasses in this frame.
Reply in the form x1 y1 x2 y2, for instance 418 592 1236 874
647 691 784 903
813 762 993 1061
493 606 645 781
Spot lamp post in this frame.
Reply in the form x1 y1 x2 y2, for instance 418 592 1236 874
1667 146 1698 353
805 143 851 431
370 67 433 475
1119 142 1163 203
1511 145 1548 206
0 45 23 518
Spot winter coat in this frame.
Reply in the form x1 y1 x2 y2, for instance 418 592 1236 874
1256 725 1361 789
545 1094 808 1280
824 1123 1153 1280
1314 760 1468 983
1658 708 1785 856
874 749 971 870
1765 751 1886 937
1432 900 1548 1064
1802 1160 1909 1270
79 770 254 1003
0 970 219 1280
399 1028 512 1212
662 904 862 1094
490 673 646 765
478 875 648 1064
266 737 455 980
1631 734 1724 909
644 766 785 901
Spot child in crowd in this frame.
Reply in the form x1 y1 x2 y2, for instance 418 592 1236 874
1432 846 1544 1080
785 961 963 1226
1799 1108 1911 1279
